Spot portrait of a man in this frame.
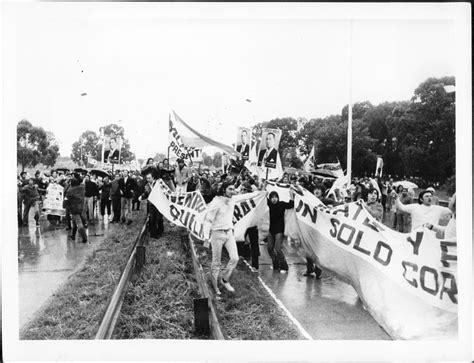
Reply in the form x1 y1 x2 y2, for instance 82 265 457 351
257 130 279 169
103 136 121 164
236 128 250 160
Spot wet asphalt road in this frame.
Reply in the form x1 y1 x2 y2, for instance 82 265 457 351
18 216 112 328
258 240 391 340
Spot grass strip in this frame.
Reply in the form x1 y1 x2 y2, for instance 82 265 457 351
194 238 305 340
113 223 201 339
20 210 146 340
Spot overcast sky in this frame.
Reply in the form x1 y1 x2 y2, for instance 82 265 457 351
7 5 455 160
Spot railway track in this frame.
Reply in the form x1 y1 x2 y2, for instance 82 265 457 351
94 217 225 340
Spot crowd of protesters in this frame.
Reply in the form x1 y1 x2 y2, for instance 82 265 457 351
18 157 455 295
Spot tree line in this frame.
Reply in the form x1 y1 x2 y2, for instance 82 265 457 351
17 76 454 182
254 76 455 182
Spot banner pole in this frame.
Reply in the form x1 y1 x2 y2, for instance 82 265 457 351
266 167 269 181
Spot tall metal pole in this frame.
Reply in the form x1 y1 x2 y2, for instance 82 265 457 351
347 20 353 183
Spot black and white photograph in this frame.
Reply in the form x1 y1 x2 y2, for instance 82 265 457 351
2 2 472 362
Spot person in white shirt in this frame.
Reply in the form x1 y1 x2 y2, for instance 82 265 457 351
393 189 451 232
424 193 456 239
203 182 239 294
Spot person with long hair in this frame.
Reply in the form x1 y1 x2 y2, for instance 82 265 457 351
267 189 294 273
203 181 239 294
363 187 383 222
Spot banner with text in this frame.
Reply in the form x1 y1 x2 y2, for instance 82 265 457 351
284 185 457 339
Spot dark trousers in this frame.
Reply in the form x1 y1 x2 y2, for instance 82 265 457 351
65 208 72 228
148 202 163 238
23 202 39 226
112 197 121 222
71 213 87 242
305 257 322 275
245 226 260 270
132 199 140 211
267 232 288 271
100 199 111 216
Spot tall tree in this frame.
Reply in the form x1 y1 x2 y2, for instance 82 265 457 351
17 120 60 171
70 130 100 166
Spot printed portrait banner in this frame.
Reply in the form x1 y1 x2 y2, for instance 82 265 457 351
102 134 122 165
236 127 251 161
283 185 457 339
258 128 282 169
42 183 66 216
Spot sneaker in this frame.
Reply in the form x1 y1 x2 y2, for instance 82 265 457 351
303 270 315 277
315 270 322 279
280 269 288 274
220 278 235 292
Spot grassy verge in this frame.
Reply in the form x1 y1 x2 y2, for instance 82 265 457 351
194 238 305 340
113 223 201 339
20 209 147 340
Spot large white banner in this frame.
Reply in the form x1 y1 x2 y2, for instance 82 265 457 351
149 180 458 339
148 179 267 241
284 185 457 339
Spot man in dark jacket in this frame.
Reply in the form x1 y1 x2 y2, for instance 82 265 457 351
84 175 99 225
64 177 87 243
140 171 164 238
21 178 42 227
267 190 294 272
110 173 122 223
119 170 136 224
99 175 112 222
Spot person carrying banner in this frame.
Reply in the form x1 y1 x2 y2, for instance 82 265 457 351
363 188 383 222
139 171 164 239
392 189 452 232
266 189 294 273
424 193 456 238
161 158 176 192
175 158 192 195
203 182 239 294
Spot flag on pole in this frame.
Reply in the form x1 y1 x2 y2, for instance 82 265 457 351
303 145 316 172
171 111 240 158
313 161 344 179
